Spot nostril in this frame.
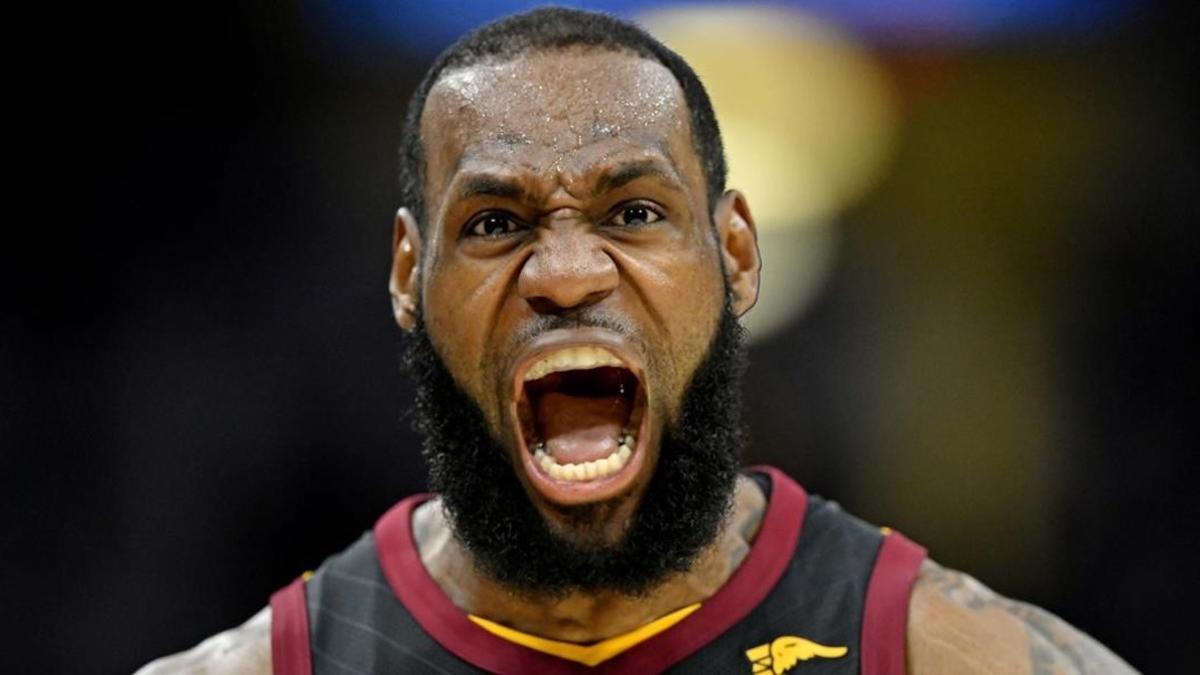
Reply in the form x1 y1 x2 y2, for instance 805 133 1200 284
526 290 612 316
526 297 563 315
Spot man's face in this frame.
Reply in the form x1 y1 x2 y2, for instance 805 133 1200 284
413 48 732 545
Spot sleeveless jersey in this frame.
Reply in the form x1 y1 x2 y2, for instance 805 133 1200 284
270 466 926 674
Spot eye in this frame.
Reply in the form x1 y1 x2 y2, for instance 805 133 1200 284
609 203 663 228
466 211 524 237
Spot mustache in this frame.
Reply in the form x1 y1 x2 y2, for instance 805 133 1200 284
507 310 637 345
503 310 655 378
411 307 638 365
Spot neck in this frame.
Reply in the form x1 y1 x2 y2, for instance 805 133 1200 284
412 475 766 643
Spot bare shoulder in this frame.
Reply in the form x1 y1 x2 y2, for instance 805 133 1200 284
908 559 1138 674
134 607 272 675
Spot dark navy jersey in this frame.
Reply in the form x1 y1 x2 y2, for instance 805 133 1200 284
271 466 925 674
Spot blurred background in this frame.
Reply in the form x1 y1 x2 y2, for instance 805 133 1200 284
4 1 1196 672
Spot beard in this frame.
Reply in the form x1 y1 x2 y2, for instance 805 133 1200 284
403 304 747 598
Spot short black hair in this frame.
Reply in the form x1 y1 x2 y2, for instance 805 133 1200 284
398 6 727 232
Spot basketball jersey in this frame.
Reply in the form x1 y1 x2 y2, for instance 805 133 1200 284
271 466 926 674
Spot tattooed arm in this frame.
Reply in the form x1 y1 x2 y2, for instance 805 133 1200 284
907 560 1138 674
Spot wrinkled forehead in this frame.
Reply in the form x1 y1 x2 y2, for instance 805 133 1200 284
420 48 694 200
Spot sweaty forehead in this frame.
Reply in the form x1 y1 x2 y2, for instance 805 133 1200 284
420 48 692 197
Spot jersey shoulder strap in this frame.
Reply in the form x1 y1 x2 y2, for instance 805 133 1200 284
669 468 926 675
269 575 312 675
270 497 482 674
862 528 925 675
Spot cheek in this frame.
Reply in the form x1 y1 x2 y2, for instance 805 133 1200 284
646 247 726 412
422 266 495 400
664 243 725 332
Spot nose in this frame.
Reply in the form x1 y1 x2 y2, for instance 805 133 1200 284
518 221 619 315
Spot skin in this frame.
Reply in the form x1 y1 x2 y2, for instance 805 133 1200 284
136 47 1137 674
908 561 1137 674
394 48 759 545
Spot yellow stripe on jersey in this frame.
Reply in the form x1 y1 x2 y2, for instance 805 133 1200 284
467 602 702 666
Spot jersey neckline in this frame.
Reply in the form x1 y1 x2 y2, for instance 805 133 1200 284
372 465 809 674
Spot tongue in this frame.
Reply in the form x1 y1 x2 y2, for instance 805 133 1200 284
535 391 630 465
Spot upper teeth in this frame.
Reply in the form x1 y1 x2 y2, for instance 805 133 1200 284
523 346 625 382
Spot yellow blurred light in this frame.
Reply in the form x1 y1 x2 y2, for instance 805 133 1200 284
639 5 897 338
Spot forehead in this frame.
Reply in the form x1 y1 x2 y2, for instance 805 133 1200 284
420 48 694 200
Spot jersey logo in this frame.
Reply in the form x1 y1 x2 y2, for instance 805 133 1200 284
745 636 848 673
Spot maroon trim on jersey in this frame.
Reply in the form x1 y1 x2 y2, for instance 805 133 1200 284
270 576 313 675
373 465 808 674
860 531 927 675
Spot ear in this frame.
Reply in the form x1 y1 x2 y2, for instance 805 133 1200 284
389 207 422 331
712 190 760 317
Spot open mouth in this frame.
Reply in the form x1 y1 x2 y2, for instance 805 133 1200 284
512 344 647 501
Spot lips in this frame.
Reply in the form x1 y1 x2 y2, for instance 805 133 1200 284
508 332 649 505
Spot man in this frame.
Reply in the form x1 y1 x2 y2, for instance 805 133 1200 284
140 8 1135 674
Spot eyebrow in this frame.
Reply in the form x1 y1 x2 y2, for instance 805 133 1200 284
454 174 527 203
594 159 679 195
450 157 681 206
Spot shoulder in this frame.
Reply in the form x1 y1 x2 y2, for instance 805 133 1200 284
907 559 1138 674
134 607 272 675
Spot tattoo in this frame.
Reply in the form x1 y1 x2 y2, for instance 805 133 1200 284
1009 600 1092 674
728 478 766 572
737 500 762 542
919 560 990 610
727 539 750 571
918 561 1139 674
1027 627 1062 675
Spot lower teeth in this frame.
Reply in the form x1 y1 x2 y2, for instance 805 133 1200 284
533 433 635 482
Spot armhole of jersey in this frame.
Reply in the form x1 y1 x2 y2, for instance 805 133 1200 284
270 576 313 675
860 532 926 675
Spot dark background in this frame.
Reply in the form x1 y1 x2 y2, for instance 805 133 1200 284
4 2 1196 673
